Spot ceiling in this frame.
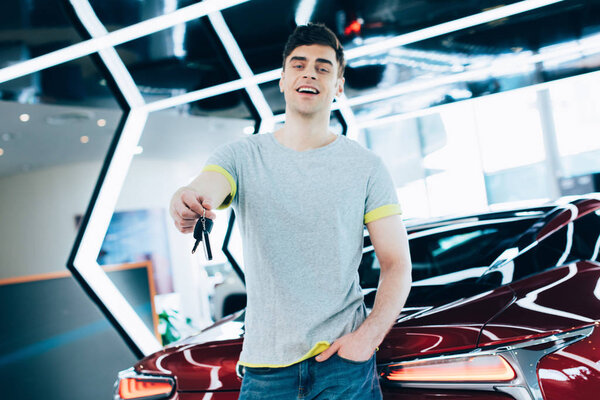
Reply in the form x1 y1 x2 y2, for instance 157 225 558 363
1 0 600 177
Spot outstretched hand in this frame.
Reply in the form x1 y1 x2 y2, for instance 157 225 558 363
315 331 376 363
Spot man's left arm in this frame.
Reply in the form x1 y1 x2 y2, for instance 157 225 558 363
316 214 412 362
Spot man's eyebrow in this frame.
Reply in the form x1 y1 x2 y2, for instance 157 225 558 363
289 56 307 63
288 56 334 67
315 58 334 66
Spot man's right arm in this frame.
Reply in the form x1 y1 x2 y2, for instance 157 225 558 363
169 171 232 234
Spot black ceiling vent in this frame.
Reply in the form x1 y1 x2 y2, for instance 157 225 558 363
344 64 385 89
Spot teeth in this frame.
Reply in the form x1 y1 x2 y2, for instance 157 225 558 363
298 87 317 93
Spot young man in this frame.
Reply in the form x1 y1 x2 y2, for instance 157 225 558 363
169 23 412 399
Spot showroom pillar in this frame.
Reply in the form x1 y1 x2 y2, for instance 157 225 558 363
535 61 562 199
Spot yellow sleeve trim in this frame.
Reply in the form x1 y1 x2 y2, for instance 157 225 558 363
237 341 331 368
202 164 236 210
364 203 402 225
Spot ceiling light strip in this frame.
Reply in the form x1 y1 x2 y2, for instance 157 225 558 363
141 68 281 113
0 0 249 84
347 35 600 114
68 0 158 355
356 68 600 130
69 0 144 106
142 0 562 113
345 0 564 59
207 11 274 133
73 109 161 355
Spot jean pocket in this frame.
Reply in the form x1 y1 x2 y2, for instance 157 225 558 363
334 352 373 365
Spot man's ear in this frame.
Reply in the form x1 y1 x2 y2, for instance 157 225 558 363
279 71 284 93
336 76 345 97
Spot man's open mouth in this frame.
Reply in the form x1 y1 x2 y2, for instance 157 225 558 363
296 86 319 94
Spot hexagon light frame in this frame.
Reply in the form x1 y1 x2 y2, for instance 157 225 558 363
0 0 564 358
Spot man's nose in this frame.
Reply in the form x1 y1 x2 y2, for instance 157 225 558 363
302 73 317 80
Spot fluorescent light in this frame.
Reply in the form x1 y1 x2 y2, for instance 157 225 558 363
208 11 273 131
295 0 317 25
243 125 255 134
345 0 564 59
69 0 145 107
97 118 107 127
134 145 144 155
357 68 600 130
80 135 89 143
0 0 249 84
142 68 281 113
350 35 600 127
0 148 4 156
141 0 564 113
19 113 30 122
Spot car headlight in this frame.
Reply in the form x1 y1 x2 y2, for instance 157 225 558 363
114 368 175 400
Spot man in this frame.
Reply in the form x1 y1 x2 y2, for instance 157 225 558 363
169 23 412 400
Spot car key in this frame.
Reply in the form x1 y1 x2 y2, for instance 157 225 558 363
192 209 213 260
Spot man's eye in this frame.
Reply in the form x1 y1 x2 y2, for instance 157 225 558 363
319 68 329 72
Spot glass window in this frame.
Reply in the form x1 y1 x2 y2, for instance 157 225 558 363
483 209 600 286
359 218 537 306
549 72 600 177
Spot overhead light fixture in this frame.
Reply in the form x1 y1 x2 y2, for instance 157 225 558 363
142 68 281 113
69 0 145 107
207 11 273 133
243 125 255 134
80 136 90 143
143 0 563 114
97 118 107 127
19 113 30 122
134 145 143 155
0 148 4 156
295 0 317 25
345 0 563 59
344 19 363 36
0 0 249 84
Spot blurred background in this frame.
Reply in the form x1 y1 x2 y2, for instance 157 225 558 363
1 0 600 398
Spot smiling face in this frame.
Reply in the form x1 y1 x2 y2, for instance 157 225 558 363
279 44 345 117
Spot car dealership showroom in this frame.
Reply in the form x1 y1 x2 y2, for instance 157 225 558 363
2 0 600 399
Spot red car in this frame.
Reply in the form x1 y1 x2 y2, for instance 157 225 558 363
114 195 600 400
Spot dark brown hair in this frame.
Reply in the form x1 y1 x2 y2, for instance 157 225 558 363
282 23 345 77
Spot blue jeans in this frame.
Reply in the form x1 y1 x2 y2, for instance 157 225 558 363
238 352 383 400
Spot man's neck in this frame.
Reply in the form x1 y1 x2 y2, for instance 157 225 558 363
274 109 336 152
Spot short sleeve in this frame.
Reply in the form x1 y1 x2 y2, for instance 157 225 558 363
202 143 238 210
364 157 402 224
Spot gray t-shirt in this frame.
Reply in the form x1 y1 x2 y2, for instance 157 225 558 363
203 132 401 367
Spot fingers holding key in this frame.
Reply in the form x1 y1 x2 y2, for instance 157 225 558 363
171 188 217 233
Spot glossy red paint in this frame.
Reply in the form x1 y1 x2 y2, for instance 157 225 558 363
538 323 600 400
177 392 239 399
479 261 600 347
380 286 514 360
536 199 600 240
380 387 514 399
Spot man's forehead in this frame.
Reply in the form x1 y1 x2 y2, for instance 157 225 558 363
286 44 337 64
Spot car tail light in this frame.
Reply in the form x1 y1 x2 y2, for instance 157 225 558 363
379 326 594 400
114 369 174 400
384 354 515 382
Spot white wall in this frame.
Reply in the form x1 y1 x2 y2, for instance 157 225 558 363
0 154 234 326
